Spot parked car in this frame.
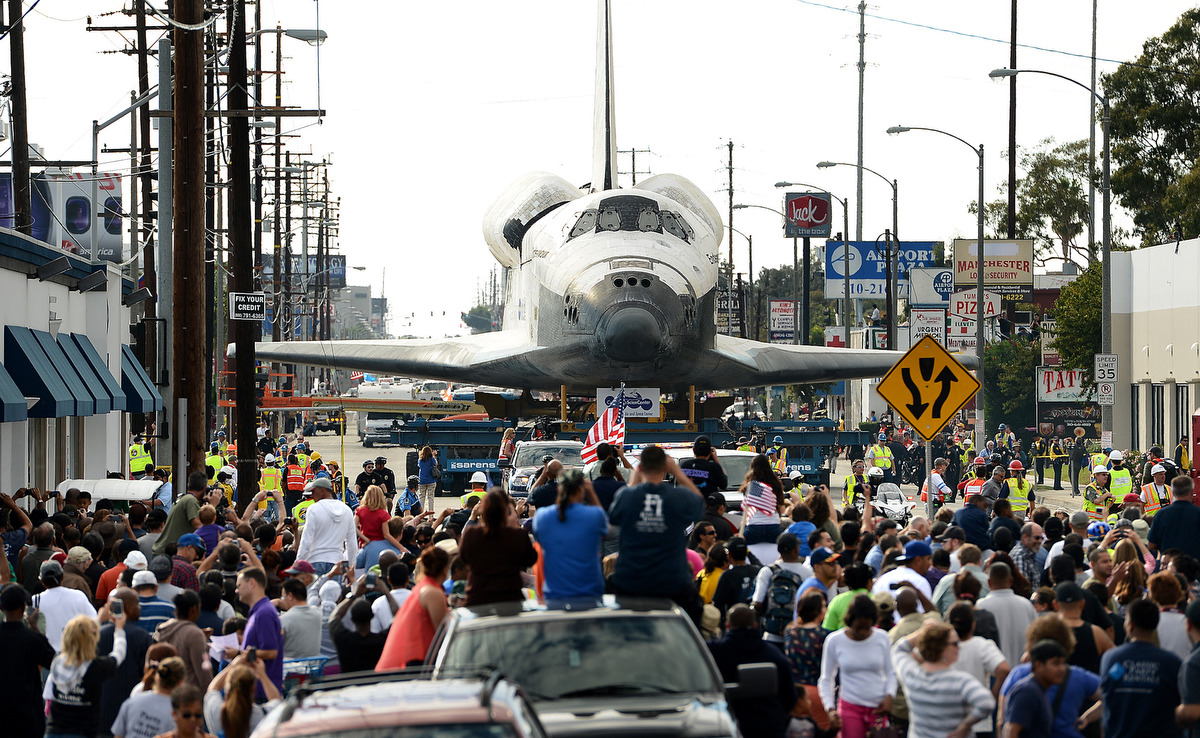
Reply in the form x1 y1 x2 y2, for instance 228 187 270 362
502 440 584 497
251 673 549 738
426 597 774 737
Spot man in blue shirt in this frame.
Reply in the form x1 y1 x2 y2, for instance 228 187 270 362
1177 598 1200 737
951 493 992 550
238 566 284 698
1004 639 1066 738
794 547 840 612
609 446 703 623
1149 476 1200 561
1100 598 1182 738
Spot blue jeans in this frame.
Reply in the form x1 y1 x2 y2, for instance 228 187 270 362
311 561 335 576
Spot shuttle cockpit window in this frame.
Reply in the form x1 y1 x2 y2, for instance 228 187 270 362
566 194 693 243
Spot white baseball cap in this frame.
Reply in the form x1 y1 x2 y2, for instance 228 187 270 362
132 570 158 588
123 551 148 570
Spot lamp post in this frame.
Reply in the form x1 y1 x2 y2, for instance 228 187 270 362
733 203 804 344
818 161 899 350
727 225 754 336
886 125 987 453
990 68 1111 436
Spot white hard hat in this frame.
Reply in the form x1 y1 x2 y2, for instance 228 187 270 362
867 466 884 477
470 471 488 484
788 470 804 480
1109 450 1124 461
265 454 276 464
1092 465 1110 475
1151 463 1167 475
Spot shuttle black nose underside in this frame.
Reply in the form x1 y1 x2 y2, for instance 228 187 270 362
602 307 661 362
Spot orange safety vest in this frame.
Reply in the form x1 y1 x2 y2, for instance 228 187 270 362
964 477 986 498
286 464 306 491
1141 482 1168 517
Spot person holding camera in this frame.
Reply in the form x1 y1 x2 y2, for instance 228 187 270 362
202 653 282 738
679 436 728 497
329 573 396 673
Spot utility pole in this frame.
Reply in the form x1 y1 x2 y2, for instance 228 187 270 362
802 236 811 345
159 36 175 483
855 1 865 243
1007 0 1018 239
174 0 207 475
726 140 734 337
1087 0 1097 260
7 0 30 236
135 0 157 444
228 0 258 513
204 20 218 439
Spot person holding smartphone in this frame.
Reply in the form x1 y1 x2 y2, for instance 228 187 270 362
679 436 728 497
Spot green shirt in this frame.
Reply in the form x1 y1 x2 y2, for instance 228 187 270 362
154 493 201 554
822 587 868 630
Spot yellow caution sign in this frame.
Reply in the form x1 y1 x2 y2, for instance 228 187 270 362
876 335 980 441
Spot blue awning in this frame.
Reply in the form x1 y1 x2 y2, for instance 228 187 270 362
4 326 74 417
121 345 162 414
69 334 126 412
0 361 27 423
31 330 94 416
57 335 111 414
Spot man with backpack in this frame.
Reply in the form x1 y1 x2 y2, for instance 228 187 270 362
710 537 760 630
750 532 812 649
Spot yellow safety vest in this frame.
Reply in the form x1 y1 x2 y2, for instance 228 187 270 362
995 432 1012 449
293 499 315 525
460 487 486 507
1090 454 1108 473
260 467 283 510
1178 443 1191 471
869 444 893 469
1006 478 1032 514
770 458 786 477
737 444 756 453
1083 483 1111 521
773 446 789 466
128 444 153 474
296 453 309 471
844 475 864 505
1109 467 1133 498
1140 482 1167 517
205 453 224 481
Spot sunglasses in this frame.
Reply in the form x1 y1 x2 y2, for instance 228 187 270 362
178 712 203 720
700 530 716 536
417 538 432 544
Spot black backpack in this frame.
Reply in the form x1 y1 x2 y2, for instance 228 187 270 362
762 564 803 635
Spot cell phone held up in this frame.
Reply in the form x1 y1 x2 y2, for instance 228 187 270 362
246 646 257 664
109 599 124 617
366 572 377 589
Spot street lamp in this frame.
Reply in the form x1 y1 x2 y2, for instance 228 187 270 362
817 161 900 350
733 203 804 345
775 181 853 338
886 125 988 453
727 225 754 336
990 67 1112 437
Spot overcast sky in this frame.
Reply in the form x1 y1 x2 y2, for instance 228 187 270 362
16 0 1193 337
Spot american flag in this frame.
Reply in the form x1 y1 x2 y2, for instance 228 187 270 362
582 387 625 463
350 371 364 382
742 481 778 518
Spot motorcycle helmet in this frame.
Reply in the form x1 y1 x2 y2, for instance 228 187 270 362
867 466 885 480
1008 460 1023 472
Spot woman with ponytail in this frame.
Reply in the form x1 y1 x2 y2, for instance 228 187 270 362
531 468 609 600
202 654 282 738
112 656 187 738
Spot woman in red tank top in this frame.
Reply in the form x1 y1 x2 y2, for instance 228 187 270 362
376 547 450 670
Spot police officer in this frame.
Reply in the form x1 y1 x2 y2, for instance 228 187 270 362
1048 436 1067 490
866 433 895 484
354 459 381 499
374 456 397 497
843 459 868 508
1067 436 1088 497
1030 436 1049 485
128 434 153 479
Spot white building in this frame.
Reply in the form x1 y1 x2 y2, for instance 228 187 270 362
0 227 160 492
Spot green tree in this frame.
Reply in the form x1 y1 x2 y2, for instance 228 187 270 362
969 138 1094 266
982 336 1040 446
1049 261 1103 388
1105 8 1200 246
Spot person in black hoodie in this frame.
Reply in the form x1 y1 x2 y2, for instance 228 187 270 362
707 604 796 737
97 587 153 738
0 584 55 737
45 610 128 738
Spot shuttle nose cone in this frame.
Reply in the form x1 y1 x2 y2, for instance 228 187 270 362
603 307 661 363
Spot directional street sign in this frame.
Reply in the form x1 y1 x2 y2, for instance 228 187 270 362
1097 382 1115 406
230 292 267 321
876 334 981 440
950 289 1001 320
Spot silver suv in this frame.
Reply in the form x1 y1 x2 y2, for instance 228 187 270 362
502 440 584 497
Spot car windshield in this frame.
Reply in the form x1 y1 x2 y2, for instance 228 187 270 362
714 455 753 491
284 728 516 738
513 445 583 467
440 615 718 701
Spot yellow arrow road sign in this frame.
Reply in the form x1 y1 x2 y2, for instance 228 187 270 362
876 335 980 441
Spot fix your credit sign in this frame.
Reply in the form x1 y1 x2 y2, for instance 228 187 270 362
824 241 940 299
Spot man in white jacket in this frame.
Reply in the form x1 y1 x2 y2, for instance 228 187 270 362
296 478 358 580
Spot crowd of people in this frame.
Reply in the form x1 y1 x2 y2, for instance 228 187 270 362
8 427 1200 738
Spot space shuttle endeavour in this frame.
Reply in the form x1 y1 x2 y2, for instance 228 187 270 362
248 0 913 393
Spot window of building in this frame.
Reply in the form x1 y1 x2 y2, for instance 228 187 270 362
1151 384 1165 449
1131 385 1140 451
1178 384 1192 446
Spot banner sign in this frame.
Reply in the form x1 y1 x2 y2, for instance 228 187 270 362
909 267 954 306
1040 318 1059 366
910 308 946 345
952 239 1034 303
596 387 661 418
1038 402 1101 439
1037 367 1089 403
716 289 744 337
824 241 940 299
783 192 832 238
946 317 977 352
769 299 795 343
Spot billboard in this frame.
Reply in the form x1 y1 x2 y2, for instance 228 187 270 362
783 192 832 238
769 299 795 343
716 288 744 337
0 172 124 262
952 239 1034 303
910 308 946 345
1041 318 1059 366
1037 367 1089 403
1038 402 1101 439
823 240 940 299
596 387 660 419
909 267 954 306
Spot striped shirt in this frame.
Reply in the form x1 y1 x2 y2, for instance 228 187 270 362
892 639 995 738
136 594 177 634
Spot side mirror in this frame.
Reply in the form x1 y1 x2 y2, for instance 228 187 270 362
497 458 512 469
724 662 777 701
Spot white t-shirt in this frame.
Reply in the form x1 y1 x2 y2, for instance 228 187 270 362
370 588 411 633
34 586 97 651
948 635 1009 734
870 565 933 621
751 560 813 642
818 628 896 711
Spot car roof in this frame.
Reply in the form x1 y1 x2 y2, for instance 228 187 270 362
266 677 522 736
514 440 584 447
448 594 687 627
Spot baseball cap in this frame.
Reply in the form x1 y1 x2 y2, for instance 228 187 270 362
726 537 748 559
284 560 316 576
39 559 63 584
809 547 837 566
767 448 778 456
435 538 459 556
1114 518 1134 529
705 492 727 508
1069 510 1090 528
67 546 92 564
132 570 158 588
150 555 173 581
693 436 712 455
1122 493 1142 504
935 526 966 543
310 477 333 492
1054 581 1085 604
124 551 148 570
178 533 206 552
897 540 933 561
872 591 895 613
1132 518 1150 541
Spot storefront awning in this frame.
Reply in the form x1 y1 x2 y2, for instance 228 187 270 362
4 326 76 418
0 361 27 423
69 334 127 413
121 345 162 414
32 330 94 416
57 335 112 414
